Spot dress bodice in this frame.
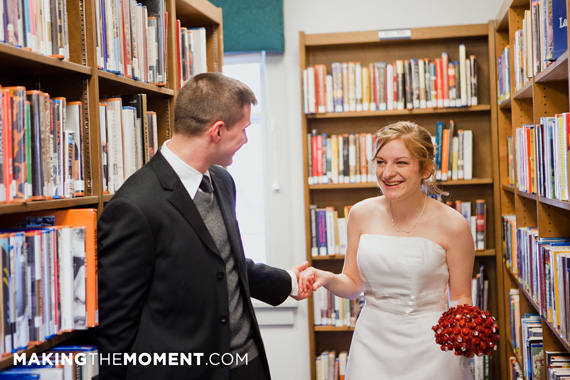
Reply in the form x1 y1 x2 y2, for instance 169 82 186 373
356 234 449 314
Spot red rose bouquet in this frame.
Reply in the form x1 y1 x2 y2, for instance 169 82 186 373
432 304 499 357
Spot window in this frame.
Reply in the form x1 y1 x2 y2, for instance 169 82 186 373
223 52 270 265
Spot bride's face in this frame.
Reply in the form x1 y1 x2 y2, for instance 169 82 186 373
374 138 424 200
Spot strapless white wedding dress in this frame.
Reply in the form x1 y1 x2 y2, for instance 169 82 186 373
345 234 474 380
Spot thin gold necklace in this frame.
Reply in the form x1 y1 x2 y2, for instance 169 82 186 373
388 195 427 233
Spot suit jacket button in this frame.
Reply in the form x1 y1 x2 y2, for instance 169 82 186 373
220 314 228 324
217 271 225 280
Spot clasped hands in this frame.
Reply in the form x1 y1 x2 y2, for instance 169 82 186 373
289 261 326 301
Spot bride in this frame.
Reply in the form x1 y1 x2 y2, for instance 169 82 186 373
300 121 475 380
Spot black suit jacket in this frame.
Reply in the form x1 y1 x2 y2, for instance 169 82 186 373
96 151 292 380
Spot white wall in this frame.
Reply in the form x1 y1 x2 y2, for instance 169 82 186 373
259 1 502 379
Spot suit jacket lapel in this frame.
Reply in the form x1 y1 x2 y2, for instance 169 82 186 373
150 152 220 257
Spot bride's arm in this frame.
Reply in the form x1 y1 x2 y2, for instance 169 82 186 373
445 209 475 306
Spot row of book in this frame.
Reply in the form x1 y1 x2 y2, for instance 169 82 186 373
0 0 70 60
310 197 486 259
470 265 491 380
307 123 474 186
309 204 350 257
302 45 478 115
307 131 375 185
99 94 158 194
498 0 568 104
0 209 98 356
0 85 84 203
95 0 167 85
175 23 207 89
0 344 99 379
502 215 570 341
313 288 364 328
446 199 486 251
315 350 347 380
531 0 568 76
509 114 570 200
433 121 473 181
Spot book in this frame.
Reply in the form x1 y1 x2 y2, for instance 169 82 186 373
475 200 485 251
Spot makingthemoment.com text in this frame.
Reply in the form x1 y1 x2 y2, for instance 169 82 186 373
13 352 249 367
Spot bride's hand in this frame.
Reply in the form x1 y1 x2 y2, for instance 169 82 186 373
299 266 328 293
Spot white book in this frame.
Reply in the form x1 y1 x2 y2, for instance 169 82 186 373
459 44 467 106
122 106 138 180
307 67 316 114
325 208 336 255
337 217 347 255
355 62 362 112
58 227 74 332
104 98 124 192
302 69 309 114
71 227 87 330
65 102 84 196
190 27 208 76
463 130 473 180
63 130 76 198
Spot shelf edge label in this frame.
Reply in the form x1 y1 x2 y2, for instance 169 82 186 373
378 28 412 40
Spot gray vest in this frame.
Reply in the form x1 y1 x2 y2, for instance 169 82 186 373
194 189 259 367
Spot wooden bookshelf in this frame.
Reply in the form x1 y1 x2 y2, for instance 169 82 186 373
493 0 570 378
0 0 222 369
300 22 502 380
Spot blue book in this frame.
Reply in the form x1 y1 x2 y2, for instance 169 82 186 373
552 0 568 61
0 374 40 380
315 208 328 256
435 121 444 180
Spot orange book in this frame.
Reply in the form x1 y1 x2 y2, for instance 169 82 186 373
441 129 450 181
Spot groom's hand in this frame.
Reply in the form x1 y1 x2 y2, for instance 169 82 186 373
290 261 311 300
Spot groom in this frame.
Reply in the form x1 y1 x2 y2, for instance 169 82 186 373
96 73 310 380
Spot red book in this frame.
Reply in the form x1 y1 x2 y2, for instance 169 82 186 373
435 59 444 108
176 20 182 89
2 88 13 202
442 52 449 107
475 200 486 250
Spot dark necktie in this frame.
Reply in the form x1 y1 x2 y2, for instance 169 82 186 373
199 175 213 193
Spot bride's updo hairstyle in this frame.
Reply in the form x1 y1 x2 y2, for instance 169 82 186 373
372 121 445 196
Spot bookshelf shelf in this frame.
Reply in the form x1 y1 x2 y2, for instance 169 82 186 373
301 22 501 380
515 190 537 200
502 184 515 193
98 70 175 96
534 50 569 84
475 249 496 257
543 319 570 353
308 178 493 190
537 196 570 212
306 105 491 119
0 331 79 371
0 197 100 215
314 326 355 332
512 80 533 100
312 255 346 261
0 44 92 76
175 0 223 26
499 97 512 109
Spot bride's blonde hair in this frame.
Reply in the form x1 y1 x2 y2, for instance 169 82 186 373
371 121 446 196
